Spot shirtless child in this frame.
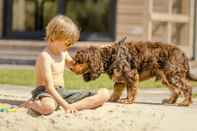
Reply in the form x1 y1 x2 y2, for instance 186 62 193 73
23 15 110 115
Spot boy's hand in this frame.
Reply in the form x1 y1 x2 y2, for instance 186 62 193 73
66 60 88 75
64 105 78 113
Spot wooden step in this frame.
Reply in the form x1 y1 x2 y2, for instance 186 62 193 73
0 56 36 65
0 40 108 65
0 40 45 51
0 50 40 56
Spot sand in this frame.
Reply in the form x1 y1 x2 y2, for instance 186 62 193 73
0 86 197 131
0 102 196 131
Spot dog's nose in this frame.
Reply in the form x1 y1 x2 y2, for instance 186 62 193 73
111 75 116 81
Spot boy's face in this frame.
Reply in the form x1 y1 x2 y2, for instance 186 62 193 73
53 39 73 52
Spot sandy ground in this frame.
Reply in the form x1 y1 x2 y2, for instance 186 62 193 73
0 85 197 131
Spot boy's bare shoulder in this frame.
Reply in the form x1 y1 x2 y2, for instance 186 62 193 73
36 49 52 63
63 51 73 61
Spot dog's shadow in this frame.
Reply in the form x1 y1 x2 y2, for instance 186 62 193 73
134 101 177 107
109 100 179 107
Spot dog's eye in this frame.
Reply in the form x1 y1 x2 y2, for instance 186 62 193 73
75 59 80 63
74 57 81 64
77 59 84 64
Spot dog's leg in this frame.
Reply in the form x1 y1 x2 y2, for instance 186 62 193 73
161 86 180 105
109 83 125 102
118 72 139 104
176 79 192 106
118 81 139 104
127 79 139 103
159 71 181 105
162 73 192 106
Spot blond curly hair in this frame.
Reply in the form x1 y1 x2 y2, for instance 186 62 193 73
46 15 80 46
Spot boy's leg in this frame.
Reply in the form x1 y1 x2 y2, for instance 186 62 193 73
23 97 57 115
70 88 110 110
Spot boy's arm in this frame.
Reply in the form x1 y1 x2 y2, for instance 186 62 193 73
40 54 77 113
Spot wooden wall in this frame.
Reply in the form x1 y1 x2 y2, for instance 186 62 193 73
116 0 170 40
0 0 3 37
116 0 145 41
116 0 194 58
116 0 187 41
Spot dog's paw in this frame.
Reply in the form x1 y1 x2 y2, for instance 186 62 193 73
161 98 175 104
118 98 134 104
109 96 119 102
177 100 192 106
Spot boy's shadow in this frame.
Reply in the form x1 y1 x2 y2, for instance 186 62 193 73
0 98 24 105
27 109 42 117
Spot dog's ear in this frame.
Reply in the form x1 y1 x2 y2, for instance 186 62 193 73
87 47 104 80
74 49 89 64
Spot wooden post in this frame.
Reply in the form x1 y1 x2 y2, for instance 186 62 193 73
167 0 173 43
144 0 153 41
193 0 197 60
0 0 3 37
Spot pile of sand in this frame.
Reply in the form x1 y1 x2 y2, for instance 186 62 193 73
0 85 197 131
0 102 197 131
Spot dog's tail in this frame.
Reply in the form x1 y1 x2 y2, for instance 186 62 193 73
188 63 197 81
115 36 127 46
188 69 197 81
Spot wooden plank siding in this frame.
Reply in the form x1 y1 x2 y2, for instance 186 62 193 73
116 0 194 58
0 0 3 37
116 0 145 40
116 0 171 41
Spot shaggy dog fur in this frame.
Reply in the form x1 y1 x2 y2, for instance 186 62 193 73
74 39 193 106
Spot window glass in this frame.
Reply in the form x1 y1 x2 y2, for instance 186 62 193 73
12 0 58 32
64 0 110 33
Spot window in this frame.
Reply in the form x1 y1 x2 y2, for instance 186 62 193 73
3 0 116 41
4 0 58 39
64 0 116 41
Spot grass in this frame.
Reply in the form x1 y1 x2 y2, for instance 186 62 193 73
0 68 197 90
192 93 197 98
0 68 113 90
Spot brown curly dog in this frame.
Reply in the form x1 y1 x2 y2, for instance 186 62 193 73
73 38 196 106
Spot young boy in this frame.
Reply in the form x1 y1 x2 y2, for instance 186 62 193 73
23 15 110 115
